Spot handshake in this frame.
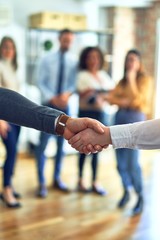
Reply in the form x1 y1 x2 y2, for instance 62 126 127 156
60 115 112 154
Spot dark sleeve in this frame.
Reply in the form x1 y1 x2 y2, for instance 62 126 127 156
0 88 64 134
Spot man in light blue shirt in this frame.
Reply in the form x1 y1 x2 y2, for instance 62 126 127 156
35 29 78 197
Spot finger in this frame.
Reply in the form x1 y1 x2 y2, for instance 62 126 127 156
82 146 91 155
74 143 84 153
94 145 103 152
86 144 95 152
71 140 83 149
103 144 109 149
68 134 80 145
86 144 98 153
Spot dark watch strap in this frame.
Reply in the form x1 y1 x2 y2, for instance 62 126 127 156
55 114 70 136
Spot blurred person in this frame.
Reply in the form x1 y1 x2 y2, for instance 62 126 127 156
97 49 152 215
0 37 21 208
76 46 115 195
35 29 78 197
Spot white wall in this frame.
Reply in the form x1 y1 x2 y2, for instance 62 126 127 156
1 0 99 29
0 0 152 30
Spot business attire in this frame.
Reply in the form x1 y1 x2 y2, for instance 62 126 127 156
0 60 21 193
110 118 160 149
35 50 77 197
0 88 63 133
77 70 114 195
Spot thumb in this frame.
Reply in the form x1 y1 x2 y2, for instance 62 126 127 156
86 119 104 134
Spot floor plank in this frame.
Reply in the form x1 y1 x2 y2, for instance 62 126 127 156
0 147 159 240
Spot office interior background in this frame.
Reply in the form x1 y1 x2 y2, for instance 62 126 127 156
0 0 160 239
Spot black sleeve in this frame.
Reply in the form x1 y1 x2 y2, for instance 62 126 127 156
0 88 64 134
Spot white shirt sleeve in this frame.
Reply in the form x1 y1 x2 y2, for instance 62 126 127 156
110 119 160 149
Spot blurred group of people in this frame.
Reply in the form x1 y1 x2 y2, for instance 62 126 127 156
0 28 153 216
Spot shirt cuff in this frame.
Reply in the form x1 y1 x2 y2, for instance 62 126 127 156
54 116 60 132
110 124 133 149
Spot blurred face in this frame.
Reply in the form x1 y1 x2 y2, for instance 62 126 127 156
59 32 74 51
125 53 140 72
86 50 101 71
1 40 15 60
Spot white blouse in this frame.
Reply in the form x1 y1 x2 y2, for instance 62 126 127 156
76 70 114 92
0 59 19 91
110 118 160 149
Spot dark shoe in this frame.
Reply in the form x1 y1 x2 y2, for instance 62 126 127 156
53 180 69 192
36 185 48 198
132 195 143 216
13 191 21 199
11 186 22 199
118 190 130 208
92 185 107 196
0 194 21 208
77 183 91 193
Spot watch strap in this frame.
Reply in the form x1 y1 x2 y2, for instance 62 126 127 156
55 114 70 136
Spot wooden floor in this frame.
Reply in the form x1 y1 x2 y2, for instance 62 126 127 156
0 147 160 240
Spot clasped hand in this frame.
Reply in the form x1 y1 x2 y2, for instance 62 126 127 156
63 117 111 154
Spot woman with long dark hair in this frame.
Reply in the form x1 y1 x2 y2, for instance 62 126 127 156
106 49 153 215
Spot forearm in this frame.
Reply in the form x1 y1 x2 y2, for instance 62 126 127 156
0 88 63 134
110 119 160 149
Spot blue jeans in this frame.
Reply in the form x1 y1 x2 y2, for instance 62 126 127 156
35 104 69 185
115 109 146 194
2 124 21 187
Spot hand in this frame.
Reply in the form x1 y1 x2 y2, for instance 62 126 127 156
50 92 71 109
63 117 105 154
126 70 137 83
68 126 112 153
79 89 96 98
81 143 108 155
0 120 10 138
95 95 105 108
120 98 131 108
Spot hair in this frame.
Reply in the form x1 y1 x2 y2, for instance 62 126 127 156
0 36 18 70
121 48 144 85
79 46 104 70
59 28 73 38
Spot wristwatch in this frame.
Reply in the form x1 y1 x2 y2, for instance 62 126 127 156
55 114 70 136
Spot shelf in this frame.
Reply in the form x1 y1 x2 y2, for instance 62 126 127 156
26 28 114 84
28 27 114 35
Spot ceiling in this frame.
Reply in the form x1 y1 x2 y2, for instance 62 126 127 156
76 0 155 8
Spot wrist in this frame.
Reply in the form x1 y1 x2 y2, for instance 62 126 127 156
55 114 70 136
104 126 112 145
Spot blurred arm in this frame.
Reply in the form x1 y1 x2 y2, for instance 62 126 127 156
110 118 160 149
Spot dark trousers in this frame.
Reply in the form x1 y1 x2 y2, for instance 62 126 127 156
78 109 105 182
2 124 21 187
35 104 69 185
115 108 146 194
